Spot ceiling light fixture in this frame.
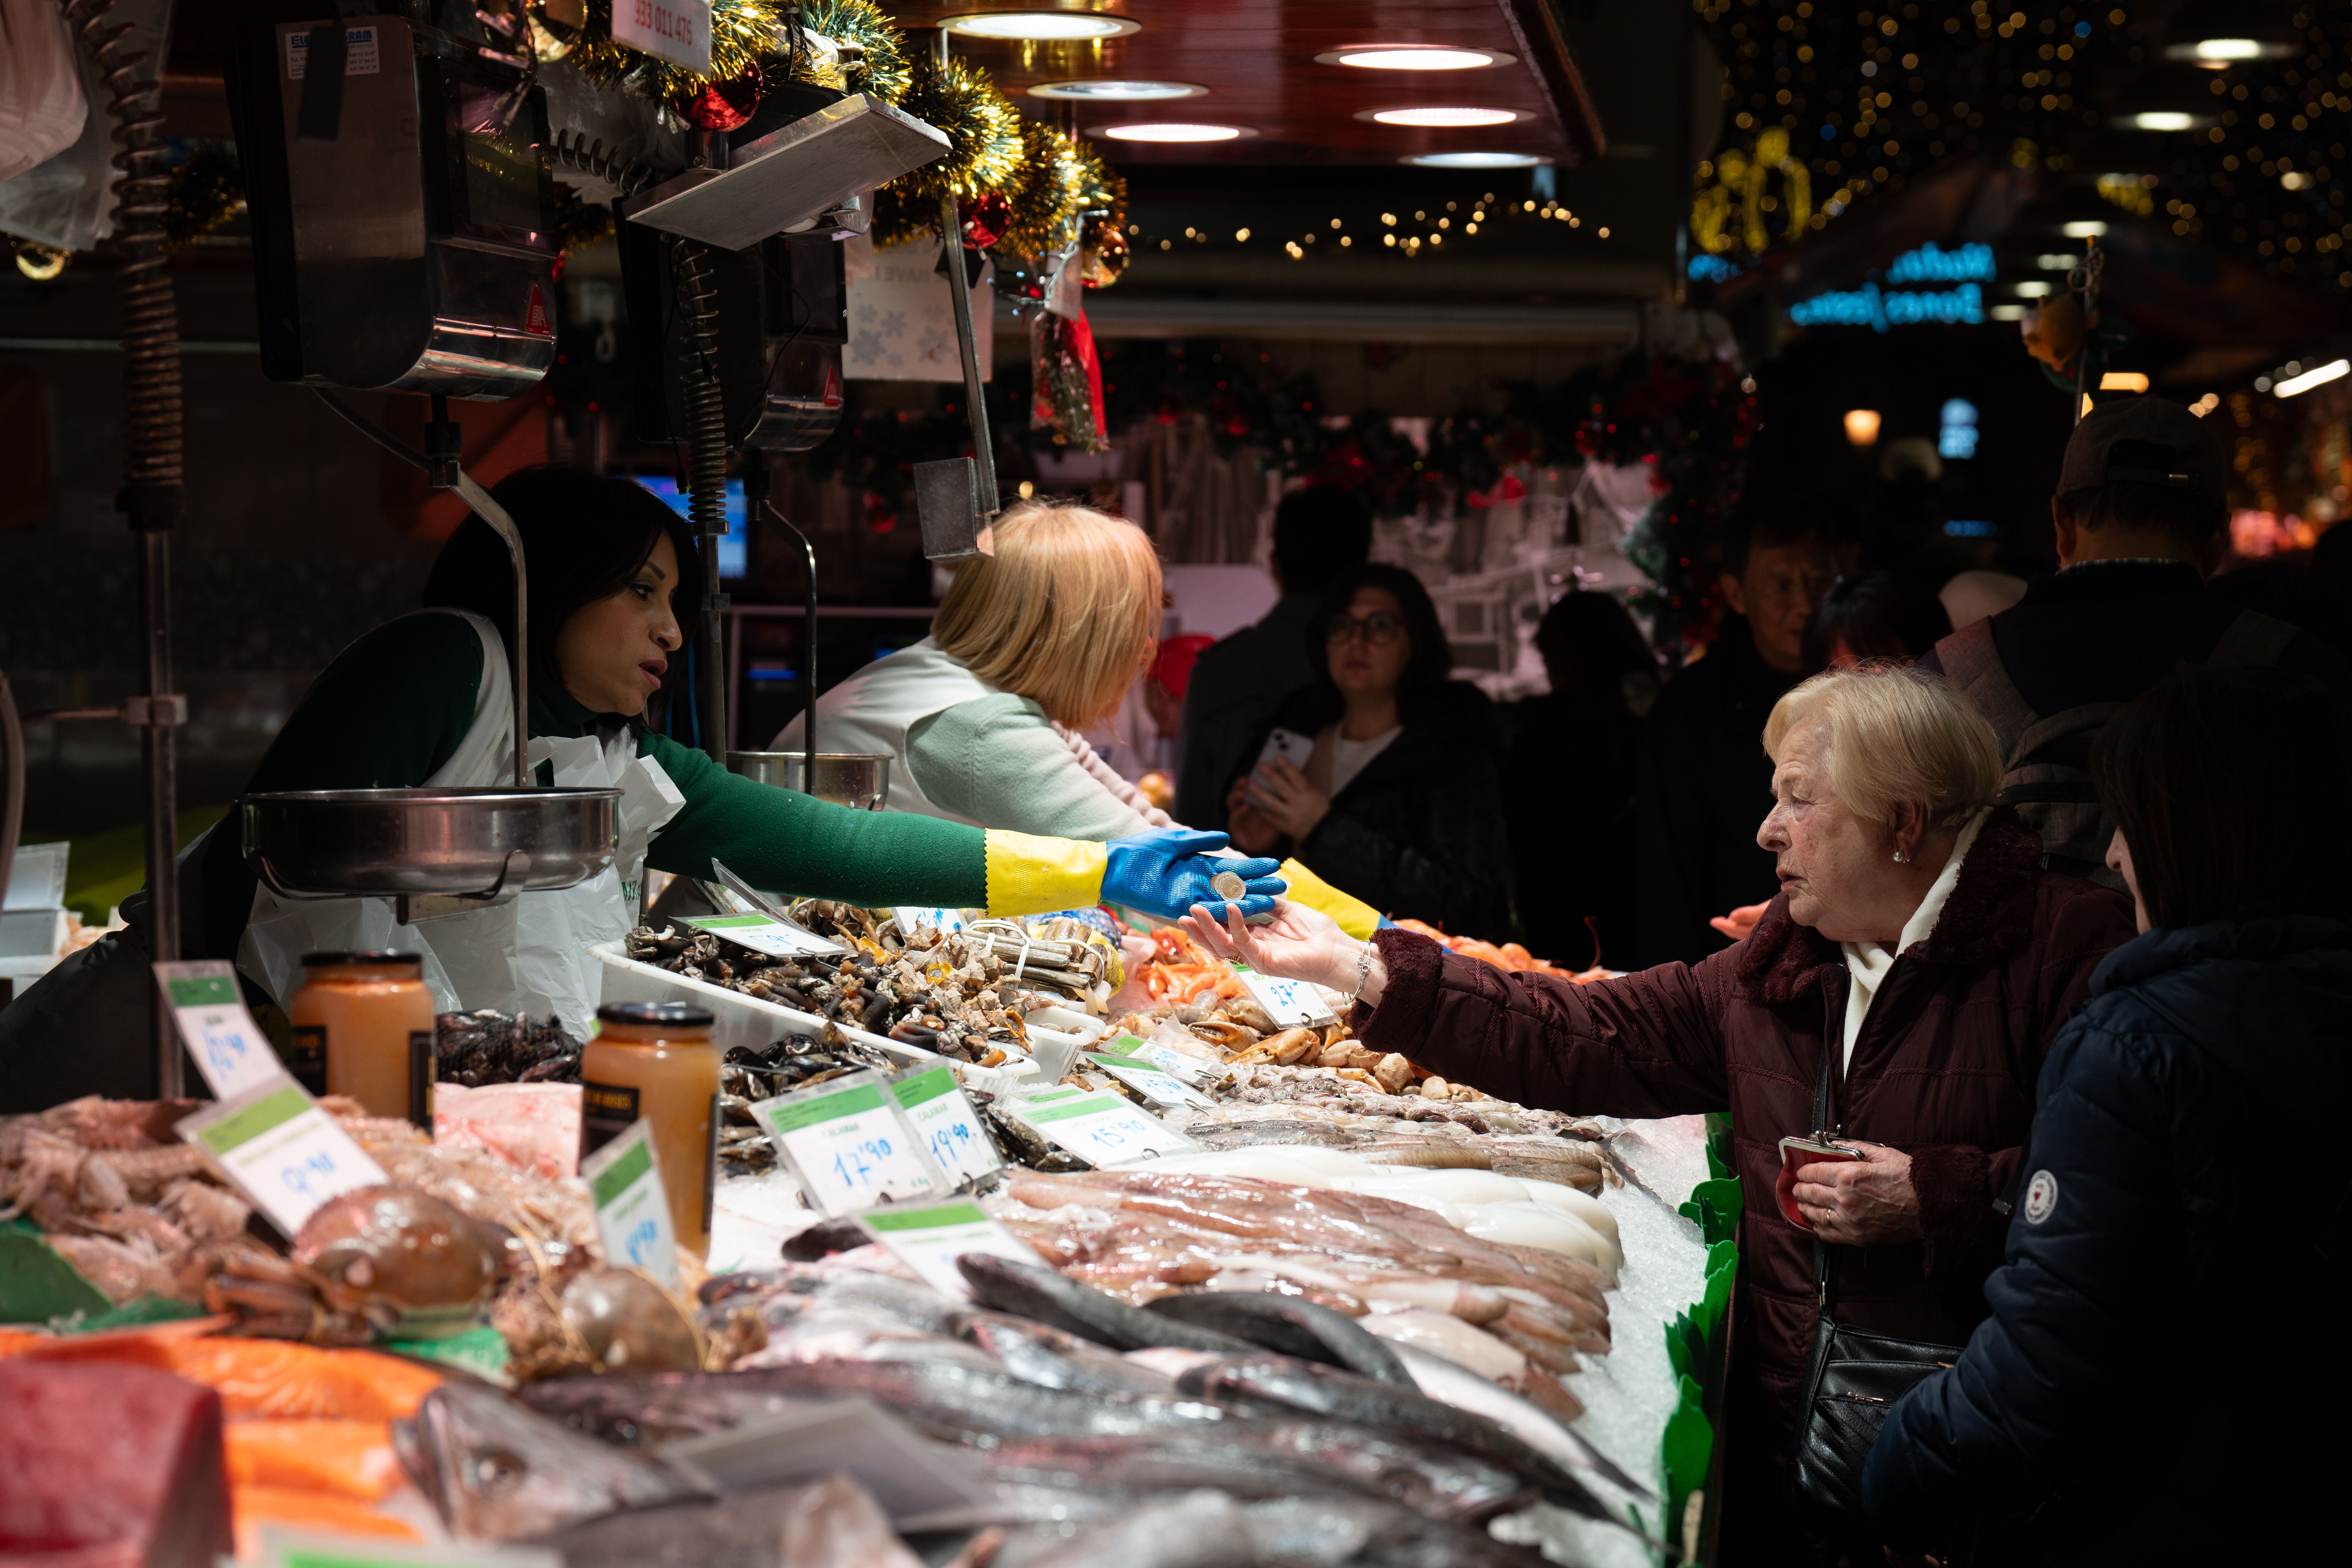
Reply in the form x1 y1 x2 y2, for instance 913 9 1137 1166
1988 304 2028 321
2275 359 2350 398
1844 409 1882 447
1029 79 1205 101
2162 36 2294 66
1405 151 1550 169
1361 106 1520 127
942 11 1139 41
2037 253 2080 270
1093 122 1255 143
2099 372 2151 392
2120 111 2200 131
2013 280 2054 297
1318 45 1514 71
2061 220 2109 238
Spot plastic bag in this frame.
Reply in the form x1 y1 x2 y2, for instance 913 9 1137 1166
0 0 87 185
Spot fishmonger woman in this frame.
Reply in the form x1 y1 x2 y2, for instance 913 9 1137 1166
0 469 1276 1109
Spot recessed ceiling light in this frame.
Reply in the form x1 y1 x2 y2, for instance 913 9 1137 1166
1029 79 1206 101
1989 304 2028 320
2061 220 2108 238
2275 359 2350 398
1362 106 1521 127
943 12 1139 42
2036 253 2080 270
1404 150 1549 168
2163 37 2293 66
2013 280 2054 297
2119 111 2201 132
1094 122 1256 143
1317 45 1515 72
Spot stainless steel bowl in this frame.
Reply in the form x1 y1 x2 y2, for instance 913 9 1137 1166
727 752 891 810
242 787 620 899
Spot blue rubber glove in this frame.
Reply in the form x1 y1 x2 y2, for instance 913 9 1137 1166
1102 828 1286 922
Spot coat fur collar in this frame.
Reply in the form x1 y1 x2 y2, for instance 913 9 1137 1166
1733 806 2047 1008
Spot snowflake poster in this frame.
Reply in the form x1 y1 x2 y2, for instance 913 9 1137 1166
842 236 995 385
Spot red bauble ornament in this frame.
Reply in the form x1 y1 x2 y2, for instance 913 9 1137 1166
683 64 761 132
960 191 1012 251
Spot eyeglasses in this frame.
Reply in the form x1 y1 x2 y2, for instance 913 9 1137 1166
1327 613 1405 646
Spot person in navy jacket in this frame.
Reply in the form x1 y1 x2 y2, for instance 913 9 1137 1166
1862 665 2352 1565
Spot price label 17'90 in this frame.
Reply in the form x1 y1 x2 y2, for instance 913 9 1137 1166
752 1072 943 1217
177 1077 387 1238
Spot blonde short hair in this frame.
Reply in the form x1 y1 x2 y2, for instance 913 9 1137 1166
1762 661 2002 829
931 499 1162 726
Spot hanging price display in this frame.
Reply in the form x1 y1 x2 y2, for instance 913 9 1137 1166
578 1119 680 1289
1229 961 1335 1027
154 961 287 1099
1101 1033 1220 1088
891 1067 1002 1186
177 1079 387 1238
682 913 847 959
1000 1091 1201 1168
859 1199 1041 1299
610 0 711 75
1083 1053 1210 1109
752 1071 943 1217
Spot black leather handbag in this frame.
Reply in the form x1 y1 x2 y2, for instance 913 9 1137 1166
1788 1045 1964 1518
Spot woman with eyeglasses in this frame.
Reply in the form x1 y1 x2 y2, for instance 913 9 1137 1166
1222 562 1514 936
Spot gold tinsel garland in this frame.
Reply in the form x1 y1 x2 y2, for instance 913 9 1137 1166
889 52 1024 204
999 120 1086 257
568 0 783 95
793 0 910 103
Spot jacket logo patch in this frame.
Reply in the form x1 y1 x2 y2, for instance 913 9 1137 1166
2023 1169 2059 1225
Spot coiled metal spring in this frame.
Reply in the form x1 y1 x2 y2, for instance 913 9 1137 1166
549 128 657 199
668 235 728 535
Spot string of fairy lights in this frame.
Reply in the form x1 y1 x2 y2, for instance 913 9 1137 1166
1694 1 2352 290
1129 194 1610 261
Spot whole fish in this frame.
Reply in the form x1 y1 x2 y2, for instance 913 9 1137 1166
957 1255 1260 1354
953 1309 1179 1396
1241 1493 1557 1567
699 1265 967 1337
1018 1489 1256 1568
976 1431 1527 1523
1145 1291 1413 1387
1176 1353 1619 1526
395 1381 714 1540
522 1471 924 1568
1385 1342 1651 1500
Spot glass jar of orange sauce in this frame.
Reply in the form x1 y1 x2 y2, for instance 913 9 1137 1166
289 951 437 1126
581 1001 720 1258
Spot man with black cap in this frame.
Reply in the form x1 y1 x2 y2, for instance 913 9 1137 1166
1923 394 2350 884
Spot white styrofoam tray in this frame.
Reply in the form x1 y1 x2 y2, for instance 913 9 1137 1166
589 941 1038 1089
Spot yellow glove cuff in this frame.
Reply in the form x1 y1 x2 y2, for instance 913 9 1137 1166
1279 857 1383 941
984 829 1108 916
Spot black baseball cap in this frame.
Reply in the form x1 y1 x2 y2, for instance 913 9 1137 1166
2055 394 2228 511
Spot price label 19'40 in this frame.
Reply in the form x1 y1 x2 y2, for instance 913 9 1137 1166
752 1072 943 1217
578 1118 680 1289
154 960 287 1100
177 1078 387 1238
859 1199 1041 1300
891 1066 1003 1186
1001 1091 1201 1168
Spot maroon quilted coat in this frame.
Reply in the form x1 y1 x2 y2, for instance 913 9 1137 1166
1352 808 2133 1444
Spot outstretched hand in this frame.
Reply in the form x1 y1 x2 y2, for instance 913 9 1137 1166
1180 897 1382 1004
1102 827 1285 922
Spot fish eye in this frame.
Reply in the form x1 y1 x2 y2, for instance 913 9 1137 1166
469 1451 526 1496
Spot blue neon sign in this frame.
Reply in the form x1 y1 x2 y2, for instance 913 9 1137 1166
1886 242 1996 284
1789 281 1984 331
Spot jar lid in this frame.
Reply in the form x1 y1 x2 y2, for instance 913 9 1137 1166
302 950 422 966
596 1001 715 1028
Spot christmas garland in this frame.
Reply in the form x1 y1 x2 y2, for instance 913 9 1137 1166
999 120 1088 258
568 0 786 100
890 53 1025 204
792 0 911 103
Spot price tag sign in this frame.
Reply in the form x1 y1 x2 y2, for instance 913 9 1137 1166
752 1073 942 1217
892 1067 1002 1186
261 1527 560 1568
892 906 970 938
859 1199 1041 1300
1102 1033 1220 1088
154 961 285 1099
610 0 711 75
1084 1053 1210 1108
1230 961 1335 1027
1002 1091 1201 1168
177 1078 387 1238
684 913 847 959
1005 1085 1088 1107
578 1119 680 1289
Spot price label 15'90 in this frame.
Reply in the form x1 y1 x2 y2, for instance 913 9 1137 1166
1002 1090 1201 1168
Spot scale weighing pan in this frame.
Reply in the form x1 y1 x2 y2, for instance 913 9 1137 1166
243 787 618 901
728 752 890 811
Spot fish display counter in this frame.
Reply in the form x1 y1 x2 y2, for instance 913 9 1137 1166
0 905 1737 1566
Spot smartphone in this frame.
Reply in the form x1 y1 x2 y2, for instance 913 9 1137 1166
1253 727 1314 776
1776 1134 1864 1230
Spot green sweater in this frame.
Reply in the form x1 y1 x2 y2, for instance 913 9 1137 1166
198 613 989 959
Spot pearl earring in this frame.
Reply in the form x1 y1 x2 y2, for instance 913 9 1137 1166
1893 850 1909 864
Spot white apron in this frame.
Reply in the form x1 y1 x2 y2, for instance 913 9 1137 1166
238 610 685 1040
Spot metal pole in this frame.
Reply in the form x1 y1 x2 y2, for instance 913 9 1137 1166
137 531 181 1097
934 31 998 516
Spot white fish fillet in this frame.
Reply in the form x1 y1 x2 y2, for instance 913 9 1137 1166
1359 1307 1528 1385
1462 1203 1619 1273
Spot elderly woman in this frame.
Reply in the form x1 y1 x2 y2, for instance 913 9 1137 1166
1185 662 2135 1554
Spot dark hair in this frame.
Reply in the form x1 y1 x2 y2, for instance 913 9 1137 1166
1803 571 1952 667
1304 562 1451 716
1533 590 1654 688
2092 666 2352 927
1721 492 1832 579
2060 440 2225 544
422 467 701 714
1273 486 1374 596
